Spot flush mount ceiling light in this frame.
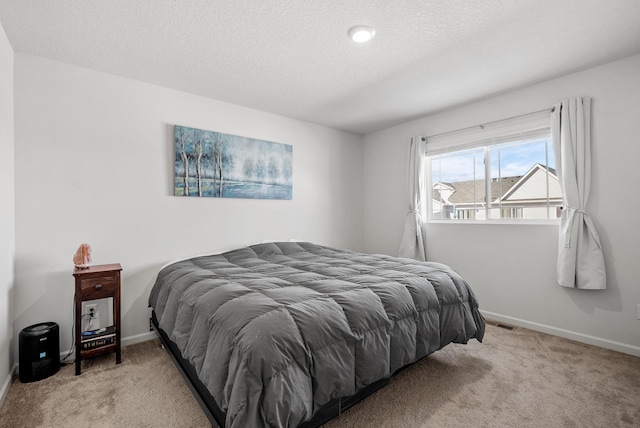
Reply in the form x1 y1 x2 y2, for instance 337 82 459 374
348 25 375 43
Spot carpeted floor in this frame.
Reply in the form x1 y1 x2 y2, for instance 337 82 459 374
1 323 639 427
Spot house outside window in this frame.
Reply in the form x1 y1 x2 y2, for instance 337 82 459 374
426 112 562 222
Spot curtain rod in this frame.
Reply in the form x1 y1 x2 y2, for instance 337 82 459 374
425 106 555 140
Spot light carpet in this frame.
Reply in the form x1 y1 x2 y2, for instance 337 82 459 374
1 324 639 427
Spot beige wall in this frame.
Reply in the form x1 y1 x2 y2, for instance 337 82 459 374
0 21 15 402
363 54 640 355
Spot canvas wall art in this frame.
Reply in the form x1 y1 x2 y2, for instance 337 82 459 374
174 125 293 199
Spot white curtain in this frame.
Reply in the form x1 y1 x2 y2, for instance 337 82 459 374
551 97 606 289
398 136 427 261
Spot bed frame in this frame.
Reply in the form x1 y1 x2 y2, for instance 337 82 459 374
151 311 389 428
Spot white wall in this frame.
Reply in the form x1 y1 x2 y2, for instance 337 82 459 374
0 21 15 402
363 54 640 355
13 54 364 356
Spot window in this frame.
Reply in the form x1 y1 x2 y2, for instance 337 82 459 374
427 114 562 222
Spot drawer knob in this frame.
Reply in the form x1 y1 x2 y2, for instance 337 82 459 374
95 283 103 290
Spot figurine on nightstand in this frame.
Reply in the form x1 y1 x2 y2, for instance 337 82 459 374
73 243 92 269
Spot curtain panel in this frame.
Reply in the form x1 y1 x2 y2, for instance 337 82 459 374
398 136 427 261
551 97 606 289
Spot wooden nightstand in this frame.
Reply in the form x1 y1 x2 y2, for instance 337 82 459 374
73 263 122 375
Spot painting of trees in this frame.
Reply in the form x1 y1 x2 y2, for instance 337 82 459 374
212 139 224 197
176 127 192 196
194 135 203 196
174 125 292 199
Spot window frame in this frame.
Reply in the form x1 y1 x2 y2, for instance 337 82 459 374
424 114 561 225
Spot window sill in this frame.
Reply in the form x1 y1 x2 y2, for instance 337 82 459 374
426 219 560 226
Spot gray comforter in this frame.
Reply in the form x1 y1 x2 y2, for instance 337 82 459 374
149 242 485 427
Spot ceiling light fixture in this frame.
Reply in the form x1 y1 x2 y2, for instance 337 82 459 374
348 25 375 43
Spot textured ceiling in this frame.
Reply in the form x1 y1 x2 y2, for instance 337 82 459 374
1 0 640 135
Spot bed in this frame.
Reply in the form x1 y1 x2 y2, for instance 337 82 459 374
149 241 485 427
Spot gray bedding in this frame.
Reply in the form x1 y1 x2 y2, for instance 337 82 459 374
149 242 485 427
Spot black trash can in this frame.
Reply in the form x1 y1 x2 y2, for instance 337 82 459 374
19 322 60 382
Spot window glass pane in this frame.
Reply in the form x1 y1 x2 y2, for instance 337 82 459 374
487 135 560 220
431 147 485 220
428 130 561 222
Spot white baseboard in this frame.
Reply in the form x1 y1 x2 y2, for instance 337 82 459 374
481 310 640 358
121 331 157 347
0 363 17 411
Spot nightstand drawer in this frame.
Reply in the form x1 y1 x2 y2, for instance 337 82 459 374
80 276 115 299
